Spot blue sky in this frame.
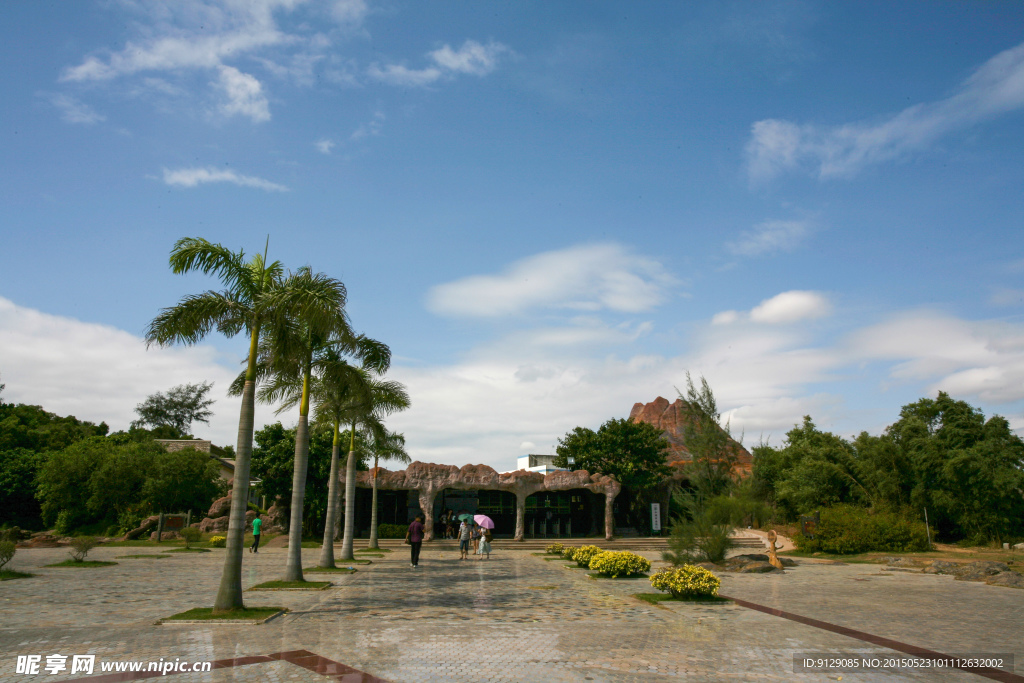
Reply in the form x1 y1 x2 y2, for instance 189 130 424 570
2 1 1024 470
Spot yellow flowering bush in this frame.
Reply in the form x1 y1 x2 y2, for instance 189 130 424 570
588 550 651 578
650 565 720 598
546 543 565 555
567 544 604 568
209 536 227 548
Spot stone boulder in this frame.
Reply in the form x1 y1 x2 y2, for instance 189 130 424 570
17 534 62 548
923 560 958 574
985 571 1024 589
954 561 1010 582
199 516 230 533
263 503 287 533
206 496 232 519
737 561 780 573
150 531 181 542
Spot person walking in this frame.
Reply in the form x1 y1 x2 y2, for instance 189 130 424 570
471 522 481 555
458 518 472 560
249 515 262 553
476 526 492 560
406 514 424 568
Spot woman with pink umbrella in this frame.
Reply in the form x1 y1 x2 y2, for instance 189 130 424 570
474 514 494 560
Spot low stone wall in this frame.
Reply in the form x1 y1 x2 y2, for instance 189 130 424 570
340 462 621 541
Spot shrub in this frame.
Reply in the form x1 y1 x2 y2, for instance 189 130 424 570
377 523 407 539
650 565 720 598
663 492 733 565
179 527 201 549
0 527 24 543
0 541 15 570
589 550 651 578
55 510 74 537
793 505 929 555
209 535 227 548
545 543 565 555
567 544 603 568
69 536 98 562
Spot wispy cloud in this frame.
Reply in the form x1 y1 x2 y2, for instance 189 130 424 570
215 65 270 122
369 39 508 87
427 243 678 318
727 218 812 256
161 166 288 191
746 41 1024 181
351 111 385 140
713 290 831 325
43 93 106 124
315 138 336 154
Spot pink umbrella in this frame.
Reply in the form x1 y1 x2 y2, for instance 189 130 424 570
474 514 495 529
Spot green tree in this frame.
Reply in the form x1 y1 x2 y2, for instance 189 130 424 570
678 373 739 498
553 418 669 534
131 382 215 436
141 447 220 515
145 236 288 612
0 448 46 527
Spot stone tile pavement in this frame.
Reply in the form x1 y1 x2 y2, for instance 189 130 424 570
1 544 1022 682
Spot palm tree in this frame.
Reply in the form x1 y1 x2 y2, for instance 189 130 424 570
366 426 409 549
145 237 285 612
328 374 410 562
247 267 348 582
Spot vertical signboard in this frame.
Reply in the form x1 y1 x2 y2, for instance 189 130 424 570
650 503 662 533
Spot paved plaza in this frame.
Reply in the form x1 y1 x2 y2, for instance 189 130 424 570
2 543 1022 682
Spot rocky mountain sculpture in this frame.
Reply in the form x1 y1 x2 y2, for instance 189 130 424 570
629 396 752 469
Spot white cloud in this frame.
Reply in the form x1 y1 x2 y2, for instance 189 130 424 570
58 0 308 121
215 65 270 122
727 219 811 256
429 40 506 76
746 40 1024 180
712 290 831 325
847 312 1024 403
427 243 678 318
315 138 336 154
44 93 106 125
519 441 536 451
370 39 508 87
161 166 288 191
750 290 831 323
0 296 278 448
331 0 368 27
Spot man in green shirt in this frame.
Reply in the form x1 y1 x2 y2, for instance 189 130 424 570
250 517 262 553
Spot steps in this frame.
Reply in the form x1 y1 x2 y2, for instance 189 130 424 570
346 535 766 552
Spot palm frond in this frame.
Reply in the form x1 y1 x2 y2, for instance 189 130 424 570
144 292 243 347
168 238 246 282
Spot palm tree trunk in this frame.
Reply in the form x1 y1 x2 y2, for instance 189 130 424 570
318 421 343 568
339 423 358 561
283 370 311 582
369 455 379 549
213 325 260 612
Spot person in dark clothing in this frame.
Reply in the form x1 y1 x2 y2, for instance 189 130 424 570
406 514 425 568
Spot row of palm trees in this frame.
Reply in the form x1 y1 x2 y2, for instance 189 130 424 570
146 237 408 612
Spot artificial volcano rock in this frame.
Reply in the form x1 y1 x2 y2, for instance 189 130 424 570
629 396 752 469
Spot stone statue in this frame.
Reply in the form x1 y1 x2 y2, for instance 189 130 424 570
767 530 784 570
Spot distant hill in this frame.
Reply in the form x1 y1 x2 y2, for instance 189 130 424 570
629 396 752 470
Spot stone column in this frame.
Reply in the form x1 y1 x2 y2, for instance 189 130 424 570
514 491 527 541
418 488 437 541
604 490 616 540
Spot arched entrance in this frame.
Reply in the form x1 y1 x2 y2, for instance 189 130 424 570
524 489 595 538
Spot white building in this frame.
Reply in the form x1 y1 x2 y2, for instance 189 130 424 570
514 454 568 475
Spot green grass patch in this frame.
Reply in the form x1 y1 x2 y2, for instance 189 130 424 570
563 564 589 569
44 560 118 568
248 580 331 591
166 547 211 553
544 557 566 561
305 566 357 574
356 547 391 553
163 607 286 622
0 569 35 581
633 592 731 605
336 558 372 564
115 554 171 559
